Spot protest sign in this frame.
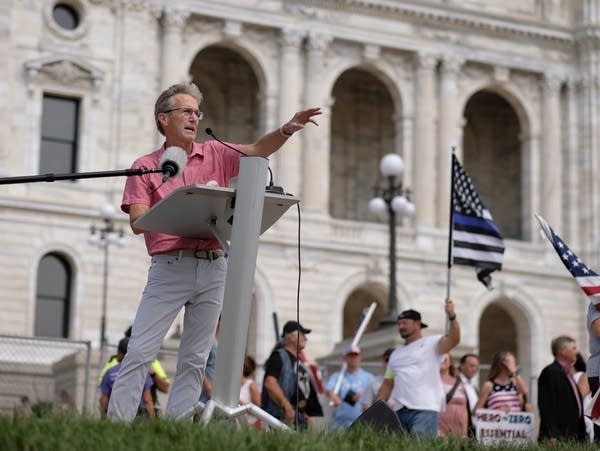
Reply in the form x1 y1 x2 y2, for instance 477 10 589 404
475 408 535 445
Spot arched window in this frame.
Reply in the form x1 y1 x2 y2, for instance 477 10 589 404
343 287 386 338
478 301 531 385
463 90 523 239
35 253 72 338
330 69 396 221
190 46 259 144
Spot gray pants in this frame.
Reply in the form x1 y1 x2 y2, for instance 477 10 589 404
107 254 227 421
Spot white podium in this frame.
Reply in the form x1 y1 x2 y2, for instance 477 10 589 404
134 157 298 429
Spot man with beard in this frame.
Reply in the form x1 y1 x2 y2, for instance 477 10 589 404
376 301 460 436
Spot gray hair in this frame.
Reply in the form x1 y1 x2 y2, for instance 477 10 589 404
551 335 575 357
154 82 203 135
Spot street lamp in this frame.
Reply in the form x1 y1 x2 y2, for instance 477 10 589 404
88 204 125 348
368 154 415 326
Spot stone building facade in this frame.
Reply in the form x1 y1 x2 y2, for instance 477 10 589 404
1 0 599 408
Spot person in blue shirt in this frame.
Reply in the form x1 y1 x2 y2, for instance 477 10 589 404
325 345 374 429
99 338 155 419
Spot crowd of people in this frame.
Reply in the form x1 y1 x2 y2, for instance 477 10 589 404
96 307 595 445
81 81 600 444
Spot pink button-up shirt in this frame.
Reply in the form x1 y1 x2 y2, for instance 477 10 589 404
121 141 241 255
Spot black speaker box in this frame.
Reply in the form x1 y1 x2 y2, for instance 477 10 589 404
349 400 404 433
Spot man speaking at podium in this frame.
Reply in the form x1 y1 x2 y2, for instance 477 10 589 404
107 82 321 421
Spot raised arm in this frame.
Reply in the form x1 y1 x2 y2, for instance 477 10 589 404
242 108 322 157
438 298 461 355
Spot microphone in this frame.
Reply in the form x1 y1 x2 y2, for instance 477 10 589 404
205 128 284 193
159 146 187 182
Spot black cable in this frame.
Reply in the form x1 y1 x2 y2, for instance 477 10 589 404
294 201 301 429
205 127 278 190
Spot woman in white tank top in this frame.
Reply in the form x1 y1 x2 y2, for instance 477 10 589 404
239 355 262 428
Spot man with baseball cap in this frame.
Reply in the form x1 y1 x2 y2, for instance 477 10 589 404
376 300 460 436
261 320 323 428
325 344 374 429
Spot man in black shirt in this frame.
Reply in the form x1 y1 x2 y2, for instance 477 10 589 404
262 321 323 428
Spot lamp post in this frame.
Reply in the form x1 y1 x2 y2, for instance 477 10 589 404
368 154 415 326
88 204 125 348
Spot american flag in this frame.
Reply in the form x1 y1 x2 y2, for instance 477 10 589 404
536 218 600 422
535 214 600 307
588 389 600 422
451 154 505 289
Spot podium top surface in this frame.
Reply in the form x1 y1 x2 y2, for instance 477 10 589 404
133 184 299 240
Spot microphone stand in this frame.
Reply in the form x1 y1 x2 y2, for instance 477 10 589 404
0 167 164 185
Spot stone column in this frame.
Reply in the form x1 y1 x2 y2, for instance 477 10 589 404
302 32 332 213
277 28 304 196
437 57 463 228
540 74 563 232
413 53 438 228
521 132 541 241
161 8 190 88
398 115 414 189
565 79 580 246
577 0 600 254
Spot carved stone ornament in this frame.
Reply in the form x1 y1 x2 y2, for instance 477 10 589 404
442 57 465 76
542 73 563 96
24 56 104 94
90 0 161 17
223 20 243 38
298 0 573 45
162 7 191 30
121 0 153 12
283 3 345 22
307 32 333 52
363 44 381 62
415 52 438 71
280 28 305 49
493 65 510 83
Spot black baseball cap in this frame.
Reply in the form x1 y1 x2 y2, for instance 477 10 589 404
397 309 428 328
281 320 311 337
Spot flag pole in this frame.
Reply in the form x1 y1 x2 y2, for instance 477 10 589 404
445 147 457 333
446 147 457 300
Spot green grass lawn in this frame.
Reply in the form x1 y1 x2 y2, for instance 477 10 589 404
0 414 597 451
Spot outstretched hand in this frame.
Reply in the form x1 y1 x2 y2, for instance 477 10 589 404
283 107 322 135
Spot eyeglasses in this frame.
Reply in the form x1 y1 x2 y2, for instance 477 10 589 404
163 107 203 120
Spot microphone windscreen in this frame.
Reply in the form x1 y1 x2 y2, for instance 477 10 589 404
160 146 187 177
205 127 213 135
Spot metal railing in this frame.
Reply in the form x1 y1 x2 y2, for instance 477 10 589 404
0 335 91 415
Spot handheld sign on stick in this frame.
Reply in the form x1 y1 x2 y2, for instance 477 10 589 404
330 302 377 399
